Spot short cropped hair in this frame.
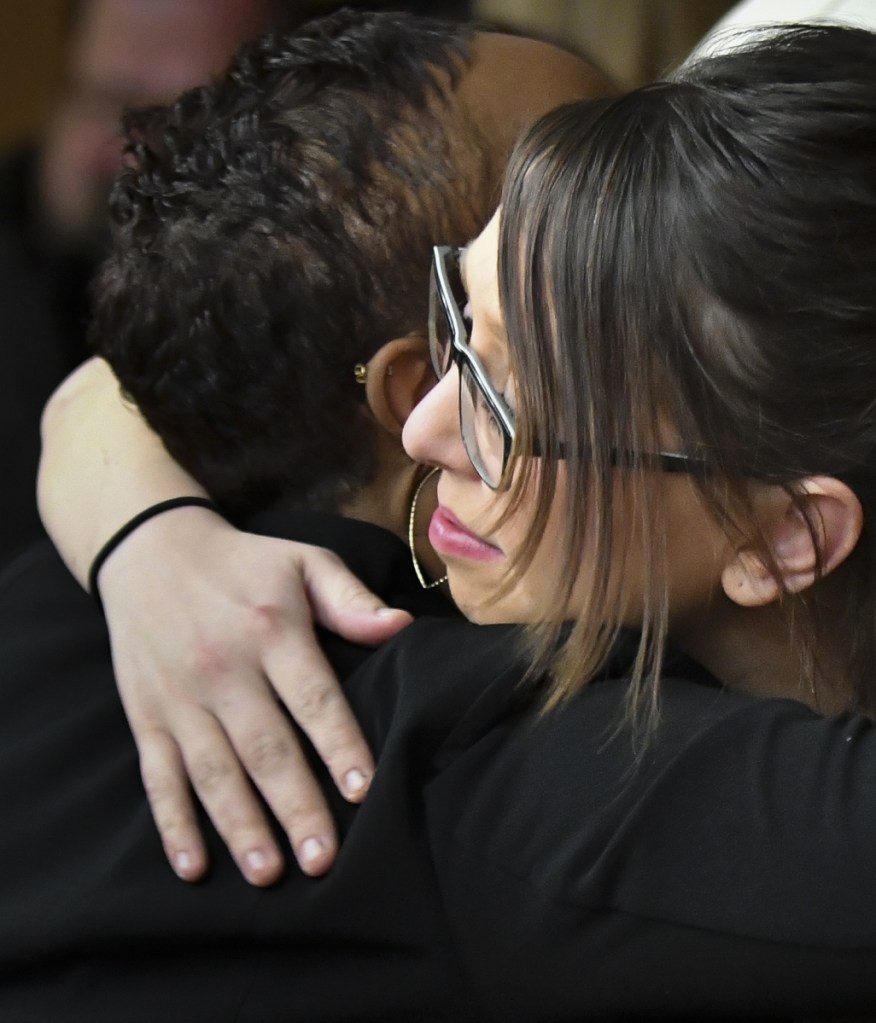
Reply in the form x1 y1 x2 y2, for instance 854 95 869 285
91 9 490 512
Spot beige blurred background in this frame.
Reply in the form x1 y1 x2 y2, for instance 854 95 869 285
475 0 734 87
0 1 736 149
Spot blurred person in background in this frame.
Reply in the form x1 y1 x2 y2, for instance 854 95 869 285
0 0 296 566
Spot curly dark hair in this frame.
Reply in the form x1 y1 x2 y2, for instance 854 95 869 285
91 8 491 512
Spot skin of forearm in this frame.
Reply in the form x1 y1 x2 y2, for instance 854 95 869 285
37 357 208 587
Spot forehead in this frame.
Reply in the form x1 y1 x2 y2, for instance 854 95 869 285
462 211 505 342
463 210 501 284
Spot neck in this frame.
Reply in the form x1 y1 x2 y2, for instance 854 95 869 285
338 436 446 586
674 598 850 716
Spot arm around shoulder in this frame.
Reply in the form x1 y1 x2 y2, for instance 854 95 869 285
37 356 209 587
36 355 410 887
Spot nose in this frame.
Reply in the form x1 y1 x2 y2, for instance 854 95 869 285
402 366 475 477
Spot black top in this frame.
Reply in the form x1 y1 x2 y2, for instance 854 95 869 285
0 146 98 567
0 504 875 1021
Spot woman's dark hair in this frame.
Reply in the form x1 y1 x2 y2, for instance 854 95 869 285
91 8 491 513
499 24 876 731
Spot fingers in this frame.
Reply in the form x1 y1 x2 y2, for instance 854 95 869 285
135 686 345 885
298 546 413 646
214 691 341 877
136 715 286 887
100 531 398 888
263 635 375 805
138 730 209 882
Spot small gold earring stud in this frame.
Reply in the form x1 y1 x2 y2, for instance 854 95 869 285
354 363 368 385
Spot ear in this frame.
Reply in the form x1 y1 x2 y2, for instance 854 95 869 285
363 334 435 437
721 477 863 607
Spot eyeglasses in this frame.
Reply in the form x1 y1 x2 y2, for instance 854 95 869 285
427 244 712 489
429 245 515 488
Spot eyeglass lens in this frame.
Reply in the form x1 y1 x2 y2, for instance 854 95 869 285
428 255 466 379
460 361 505 487
429 250 507 488
428 264 451 378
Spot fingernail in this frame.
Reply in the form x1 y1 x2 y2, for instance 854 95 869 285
174 851 193 877
246 848 270 874
376 606 399 618
299 836 329 872
343 767 370 799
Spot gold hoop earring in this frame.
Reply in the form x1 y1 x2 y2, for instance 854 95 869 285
408 467 447 590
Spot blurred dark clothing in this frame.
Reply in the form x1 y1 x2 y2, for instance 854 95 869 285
0 145 99 567
308 0 473 19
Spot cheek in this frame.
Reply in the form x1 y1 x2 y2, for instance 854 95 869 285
662 486 729 627
460 468 576 623
451 468 731 630
496 473 648 627
599 477 729 631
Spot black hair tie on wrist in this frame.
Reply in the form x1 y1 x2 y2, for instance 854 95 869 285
88 496 221 609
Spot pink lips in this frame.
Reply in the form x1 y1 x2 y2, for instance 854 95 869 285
429 506 503 563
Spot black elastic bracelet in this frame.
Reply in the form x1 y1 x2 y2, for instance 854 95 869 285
88 497 221 606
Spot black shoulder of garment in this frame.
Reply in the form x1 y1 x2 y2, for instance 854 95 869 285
3 503 876 1019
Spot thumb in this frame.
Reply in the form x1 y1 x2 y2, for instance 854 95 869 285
299 547 413 646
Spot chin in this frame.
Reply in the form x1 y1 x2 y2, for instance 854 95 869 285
447 576 515 625
447 578 486 623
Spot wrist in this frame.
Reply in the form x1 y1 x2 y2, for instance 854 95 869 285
89 497 223 607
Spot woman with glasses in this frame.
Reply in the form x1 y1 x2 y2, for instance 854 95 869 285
21 20 876 1016
404 22 876 730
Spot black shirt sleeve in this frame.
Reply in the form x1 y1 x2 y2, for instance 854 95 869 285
422 671 876 1018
